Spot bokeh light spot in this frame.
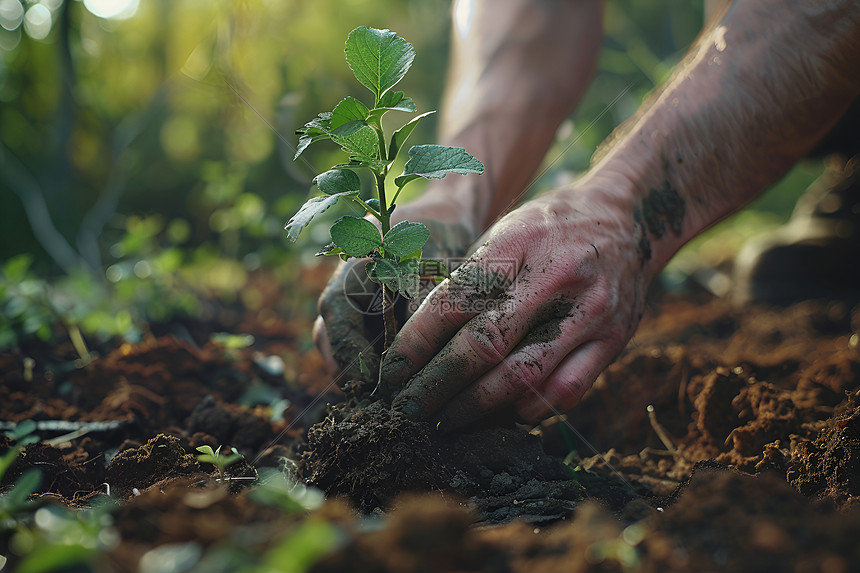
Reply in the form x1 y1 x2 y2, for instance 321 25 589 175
83 0 139 21
0 0 24 32
23 3 51 40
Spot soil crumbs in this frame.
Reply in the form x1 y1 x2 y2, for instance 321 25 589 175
2 293 860 572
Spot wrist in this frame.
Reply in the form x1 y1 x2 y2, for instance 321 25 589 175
570 165 691 284
405 177 493 238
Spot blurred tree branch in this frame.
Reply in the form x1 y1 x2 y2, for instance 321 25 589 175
0 142 89 275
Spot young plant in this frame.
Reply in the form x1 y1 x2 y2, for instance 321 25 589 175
285 26 484 350
196 445 243 481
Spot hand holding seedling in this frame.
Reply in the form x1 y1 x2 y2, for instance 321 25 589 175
384 185 649 427
313 207 475 382
286 26 483 380
379 0 860 429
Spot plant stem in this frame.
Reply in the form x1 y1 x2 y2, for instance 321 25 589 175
373 170 396 350
381 284 396 351
375 171 390 235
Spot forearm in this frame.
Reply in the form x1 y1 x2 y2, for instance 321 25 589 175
581 0 860 280
417 0 604 234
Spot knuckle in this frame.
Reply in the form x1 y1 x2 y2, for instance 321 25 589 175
461 317 508 365
584 285 616 317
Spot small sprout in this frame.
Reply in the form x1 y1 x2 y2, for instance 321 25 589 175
286 26 484 355
210 332 255 349
196 445 244 482
358 352 372 380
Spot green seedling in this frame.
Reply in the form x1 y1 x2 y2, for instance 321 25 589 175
286 26 484 350
196 445 244 481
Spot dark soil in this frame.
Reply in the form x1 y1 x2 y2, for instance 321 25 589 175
3 272 860 571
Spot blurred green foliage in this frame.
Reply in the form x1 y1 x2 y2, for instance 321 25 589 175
0 0 817 350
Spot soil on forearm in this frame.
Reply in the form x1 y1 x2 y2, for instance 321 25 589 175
2 268 860 571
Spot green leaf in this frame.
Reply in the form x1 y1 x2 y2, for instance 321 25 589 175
399 272 420 299
295 112 333 158
331 120 366 137
296 111 332 135
421 258 451 281
388 111 435 162
330 96 369 129
330 216 382 257
6 419 36 442
365 198 381 212
315 243 343 257
1 469 40 510
358 352 372 380
345 26 415 103
17 543 96 573
295 134 328 159
398 258 420 275
388 114 432 163
395 145 484 188
378 90 417 112
382 221 430 257
367 91 417 124
332 123 380 162
285 191 359 241
400 247 422 261
314 169 361 195
366 258 399 285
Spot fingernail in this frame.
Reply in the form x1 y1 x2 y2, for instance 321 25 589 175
380 352 413 385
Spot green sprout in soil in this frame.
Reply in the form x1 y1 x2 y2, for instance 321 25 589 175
285 26 484 351
196 445 243 481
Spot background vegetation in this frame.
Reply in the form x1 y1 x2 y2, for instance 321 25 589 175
0 0 821 350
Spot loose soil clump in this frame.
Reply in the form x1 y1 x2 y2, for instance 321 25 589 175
3 286 860 571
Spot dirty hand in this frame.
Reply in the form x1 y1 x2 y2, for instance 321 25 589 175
383 185 649 428
313 200 475 383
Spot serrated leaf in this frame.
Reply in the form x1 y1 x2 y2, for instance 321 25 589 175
315 243 343 257
330 96 369 129
388 111 435 162
345 26 415 103
296 111 332 135
331 216 382 257
332 124 380 161
367 91 418 124
285 191 359 241
365 258 399 284
313 169 361 195
331 120 366 137
378 90 404 108
382 221 430 257
295 134 329 159
295 111 333 158
395 145 484 188
379 90 417 112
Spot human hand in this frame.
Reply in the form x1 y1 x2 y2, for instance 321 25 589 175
312 200 475 385
382 185 651 428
